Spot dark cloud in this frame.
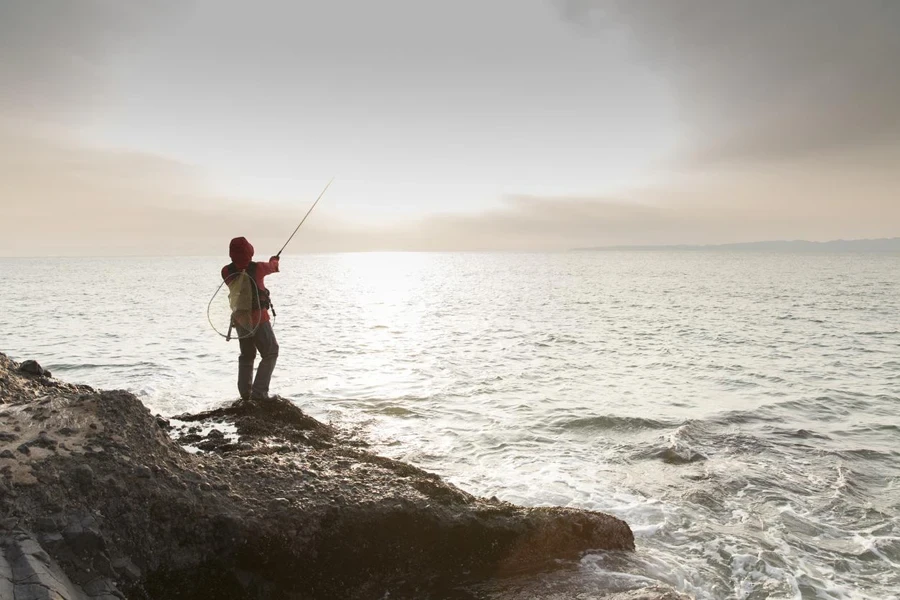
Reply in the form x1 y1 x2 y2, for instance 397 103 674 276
559 0 900 164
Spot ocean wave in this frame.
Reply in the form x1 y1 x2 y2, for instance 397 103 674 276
644 445 709 465
769 427 832 440
552 415 679 432
370 405 422 418
829 448 899 461
50 361 159 370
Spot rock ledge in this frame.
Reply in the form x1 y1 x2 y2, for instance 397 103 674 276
0 353 662 599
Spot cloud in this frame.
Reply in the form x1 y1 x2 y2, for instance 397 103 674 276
0 121 365 256
387 152 900 250
2 1 897 255
2 115 897 256
428 0 900 249
558 0 900 165
0 1 177 122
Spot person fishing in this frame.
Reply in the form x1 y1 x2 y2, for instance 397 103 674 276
222 237 280 401
210 178 333 401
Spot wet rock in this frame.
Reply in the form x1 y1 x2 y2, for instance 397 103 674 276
18 360 51 377
111 556 141 581
0 530 117 600
655 446 708 465
73 465 94 488
0 351 643 599
82 577 123 598
178 433 203 445
269 497 290 509
62 517 106 556
605 586 692 599
30 432 57 451
34 516 61 532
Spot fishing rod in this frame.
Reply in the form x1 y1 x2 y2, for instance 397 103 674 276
210 177 335 341
276 177 334 258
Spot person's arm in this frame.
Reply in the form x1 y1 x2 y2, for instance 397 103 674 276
256 255 280 276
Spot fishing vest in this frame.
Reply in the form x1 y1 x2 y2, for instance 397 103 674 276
224 262 272 310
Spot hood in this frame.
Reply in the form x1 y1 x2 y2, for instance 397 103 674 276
229 237 254 268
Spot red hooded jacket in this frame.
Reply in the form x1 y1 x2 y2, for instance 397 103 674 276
221 237 279 324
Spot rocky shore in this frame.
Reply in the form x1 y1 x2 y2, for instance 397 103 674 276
0 353 685 599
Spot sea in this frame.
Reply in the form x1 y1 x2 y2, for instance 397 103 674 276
2 252 898 600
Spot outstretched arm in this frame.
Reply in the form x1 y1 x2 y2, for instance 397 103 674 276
257 255 280 276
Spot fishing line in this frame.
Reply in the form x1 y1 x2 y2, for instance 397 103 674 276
208 271 262 340
276 177 334 257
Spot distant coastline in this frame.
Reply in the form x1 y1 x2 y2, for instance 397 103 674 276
573 237 900 253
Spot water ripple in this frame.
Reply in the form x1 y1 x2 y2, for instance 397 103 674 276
2 252 899 599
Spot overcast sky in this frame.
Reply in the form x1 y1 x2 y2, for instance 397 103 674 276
1 0 898 255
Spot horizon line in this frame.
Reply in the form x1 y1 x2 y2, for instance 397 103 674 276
2 236 900 259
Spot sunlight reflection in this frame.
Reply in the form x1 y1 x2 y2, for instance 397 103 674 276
332 252 437 394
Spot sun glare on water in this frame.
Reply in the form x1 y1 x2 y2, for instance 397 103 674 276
284 252 442 401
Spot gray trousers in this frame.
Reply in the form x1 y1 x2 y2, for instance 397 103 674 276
237 321 279 399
